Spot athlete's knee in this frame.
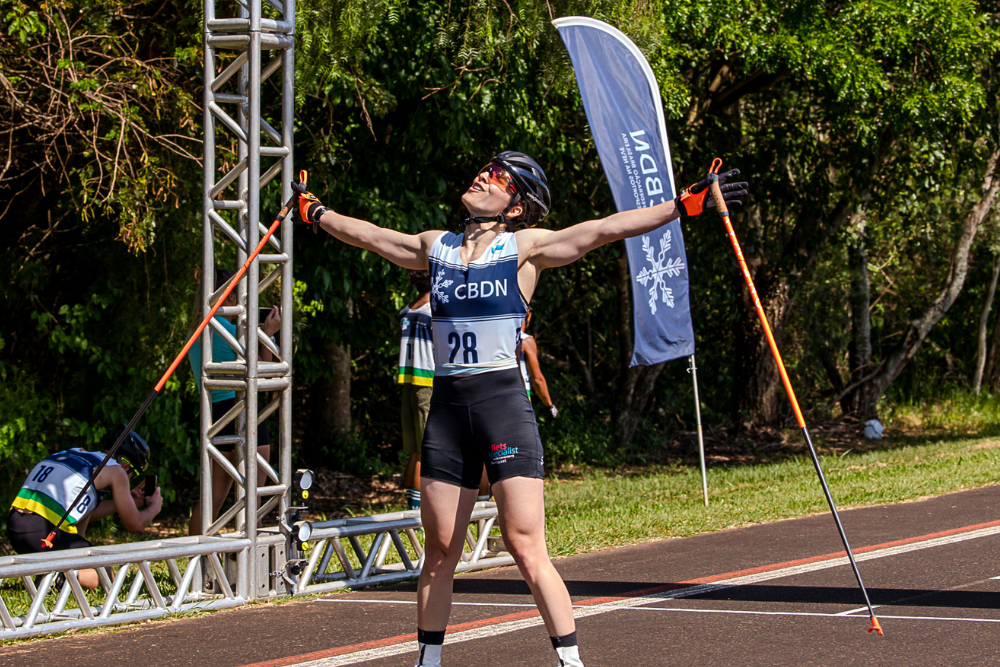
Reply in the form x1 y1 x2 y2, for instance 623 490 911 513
504 535 551 581
422 535 465 569
78 568 100 589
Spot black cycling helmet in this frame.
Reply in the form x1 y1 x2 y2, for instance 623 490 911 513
462 151 551 229
105 424 150 477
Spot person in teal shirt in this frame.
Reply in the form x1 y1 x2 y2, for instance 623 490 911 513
187 269 281 535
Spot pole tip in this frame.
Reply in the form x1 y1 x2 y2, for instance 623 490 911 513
868 616 883 635
40 532 55 549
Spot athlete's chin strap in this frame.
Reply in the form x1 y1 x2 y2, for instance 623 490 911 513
460 211 505 228
460 194 522 229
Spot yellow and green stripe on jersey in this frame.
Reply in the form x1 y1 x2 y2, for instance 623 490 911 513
397 366 434 386
11 449 115 534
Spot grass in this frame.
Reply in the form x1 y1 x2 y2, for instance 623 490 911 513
541 431 1000 558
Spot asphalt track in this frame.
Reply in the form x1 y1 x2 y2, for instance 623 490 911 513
4 485 1000 666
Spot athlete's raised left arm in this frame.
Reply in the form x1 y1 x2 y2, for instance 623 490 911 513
523 167 748 269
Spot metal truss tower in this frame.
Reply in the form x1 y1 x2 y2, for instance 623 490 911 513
200 0 295 597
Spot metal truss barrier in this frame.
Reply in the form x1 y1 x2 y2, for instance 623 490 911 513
0 506 510 640
293 504 514 594
0 537 249 640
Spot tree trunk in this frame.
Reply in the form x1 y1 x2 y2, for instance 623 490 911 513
320 339 352 438
973 254 1000 393
613 248 665 447
843 208 878 418
813 330 845 396
730 199 856 427
858 147 1000 415
732 274 792 426
317 299 354 439
561 314 596 400
986 295 1000 390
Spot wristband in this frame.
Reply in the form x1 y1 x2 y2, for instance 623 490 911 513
675 184 708 217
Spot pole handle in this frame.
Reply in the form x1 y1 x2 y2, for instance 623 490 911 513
708 157 728 215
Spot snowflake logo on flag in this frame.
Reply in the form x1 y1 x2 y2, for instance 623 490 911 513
431 269 454 305
634 231 685 315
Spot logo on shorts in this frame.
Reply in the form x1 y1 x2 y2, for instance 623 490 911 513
489 443 518 464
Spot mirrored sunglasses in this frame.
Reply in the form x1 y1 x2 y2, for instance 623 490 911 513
480 163 518 193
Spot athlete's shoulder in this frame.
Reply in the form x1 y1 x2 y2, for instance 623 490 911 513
54 448 91 460
95 461 128 489
431 231 460 248
514 226 554 248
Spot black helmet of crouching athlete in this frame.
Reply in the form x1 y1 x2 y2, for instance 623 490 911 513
492 151 551 227
105 424 150 477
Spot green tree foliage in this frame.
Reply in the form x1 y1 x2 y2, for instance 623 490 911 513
0 0 205 510
0 0 998 533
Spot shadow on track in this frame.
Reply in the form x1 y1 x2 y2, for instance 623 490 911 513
396 578 1000 610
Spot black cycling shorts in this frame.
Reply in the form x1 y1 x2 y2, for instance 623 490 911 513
7 510 92 554
421 367 544 489
212 397 270 452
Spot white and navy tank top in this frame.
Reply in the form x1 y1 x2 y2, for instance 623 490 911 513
397 301 434 386
12 449 120 533
428 231 528 376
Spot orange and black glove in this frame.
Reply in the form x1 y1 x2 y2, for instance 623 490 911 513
675 168 748 216
291 181 332 232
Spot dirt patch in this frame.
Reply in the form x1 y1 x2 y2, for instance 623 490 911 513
626 419 891 468
302 469 404 519
969 440 1000 451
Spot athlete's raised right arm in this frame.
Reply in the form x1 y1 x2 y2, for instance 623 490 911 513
318 212 441 270
293 183 440 270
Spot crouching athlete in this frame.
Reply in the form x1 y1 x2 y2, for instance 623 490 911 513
294 152 748 666
8 425 163 588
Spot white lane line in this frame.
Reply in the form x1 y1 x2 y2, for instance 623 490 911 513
835 606 880 616
623 606 1000 624
284 523 1000 667
319 599 539 609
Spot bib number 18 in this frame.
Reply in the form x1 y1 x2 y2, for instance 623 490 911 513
448 331 478 364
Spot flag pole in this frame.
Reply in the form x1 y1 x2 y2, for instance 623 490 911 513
688 354 709 506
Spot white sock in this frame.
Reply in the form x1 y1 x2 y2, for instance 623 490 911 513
552 632 583 666
555 645 583 667
415 643 442 666
416 629 444 666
